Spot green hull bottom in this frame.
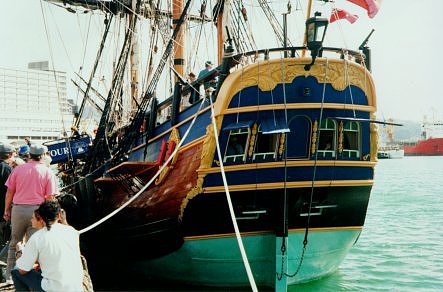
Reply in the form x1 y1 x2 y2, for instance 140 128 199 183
132 228 361 288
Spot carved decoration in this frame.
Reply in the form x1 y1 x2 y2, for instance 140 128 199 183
179 120 220 220
155 128 181 185
278 133 286 157
232 59 372 97
179 176 204 221
311 120 318 154
214 58 376 117
200 120 219 169
370 113 378 162
338 121 344 153
248 123 257 158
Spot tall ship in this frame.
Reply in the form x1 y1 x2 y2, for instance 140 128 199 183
41 0 381 290
404 119 443 156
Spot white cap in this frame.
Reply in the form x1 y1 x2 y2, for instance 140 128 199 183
29 144 45 156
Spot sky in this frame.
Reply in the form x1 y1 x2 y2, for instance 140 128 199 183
1 0 443 122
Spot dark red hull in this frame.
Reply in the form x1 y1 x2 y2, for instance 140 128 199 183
404 137 443 156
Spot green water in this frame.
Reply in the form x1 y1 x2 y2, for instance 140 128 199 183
99 157 443 291
292 156 443 291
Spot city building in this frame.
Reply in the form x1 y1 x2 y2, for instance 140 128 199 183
0 61 75 145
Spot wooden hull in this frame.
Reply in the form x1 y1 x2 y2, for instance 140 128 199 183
75 55 378 287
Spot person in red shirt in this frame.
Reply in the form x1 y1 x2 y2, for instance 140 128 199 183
3 144 58 283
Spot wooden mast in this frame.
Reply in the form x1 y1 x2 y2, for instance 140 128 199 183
217 6 224 64
301 0 313 57
173 0 185 79
129 13 139 115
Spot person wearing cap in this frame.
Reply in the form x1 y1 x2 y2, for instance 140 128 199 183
198 60 217 95
3 144 59 282
183 72 201 107
8 145 29 169
0 143 14 249
198 60 213 79
18 145 30 163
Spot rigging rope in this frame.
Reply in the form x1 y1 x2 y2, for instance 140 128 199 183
79 93 207 234
208 94 258 292
276 56 290 281
84 4 141 172
283 59 330 279
75 14 114 128
256 0 292 47
344 54 357 118
40 0 73 163
107 0 194 165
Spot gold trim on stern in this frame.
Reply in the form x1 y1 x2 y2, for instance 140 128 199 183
223 103 375 116
198 160 375 175
214 58 376 117
203 180 374 193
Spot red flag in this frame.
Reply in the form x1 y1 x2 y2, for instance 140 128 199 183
347 0 382 18
330 8 359 24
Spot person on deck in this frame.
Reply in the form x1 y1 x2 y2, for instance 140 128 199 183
198 61 217 96
197 60 213 79
186 72 201 105
11 200 83 292
0 143 14 250
3 144 59 282
70 126 81 139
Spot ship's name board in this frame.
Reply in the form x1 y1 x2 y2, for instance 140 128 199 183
49 147 70 157
44 135 91 164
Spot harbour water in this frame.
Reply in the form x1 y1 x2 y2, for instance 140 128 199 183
293 156 443 291
99 157 443 291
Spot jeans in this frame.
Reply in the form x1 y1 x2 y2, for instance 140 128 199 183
11 268 43 291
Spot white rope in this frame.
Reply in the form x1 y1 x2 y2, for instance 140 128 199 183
39 1 70 141
344 54 357 118
79 96 207 234
208 95 258 291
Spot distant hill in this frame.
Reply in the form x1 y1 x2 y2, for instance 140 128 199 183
378 119 422 143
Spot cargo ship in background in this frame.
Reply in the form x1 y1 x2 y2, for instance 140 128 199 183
404 120 443 156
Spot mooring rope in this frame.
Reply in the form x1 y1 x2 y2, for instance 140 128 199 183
208 94 258 291
78 96 207 234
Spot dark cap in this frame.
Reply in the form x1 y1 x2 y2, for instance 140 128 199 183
0 143 14 154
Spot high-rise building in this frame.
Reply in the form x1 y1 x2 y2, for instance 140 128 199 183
0 61 75 145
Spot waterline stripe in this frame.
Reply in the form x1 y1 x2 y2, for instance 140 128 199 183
184 226 363 241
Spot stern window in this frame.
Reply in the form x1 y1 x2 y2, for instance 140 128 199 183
253 128 279 161
317 119 336 158
224 128 249 162
342 121 360 158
